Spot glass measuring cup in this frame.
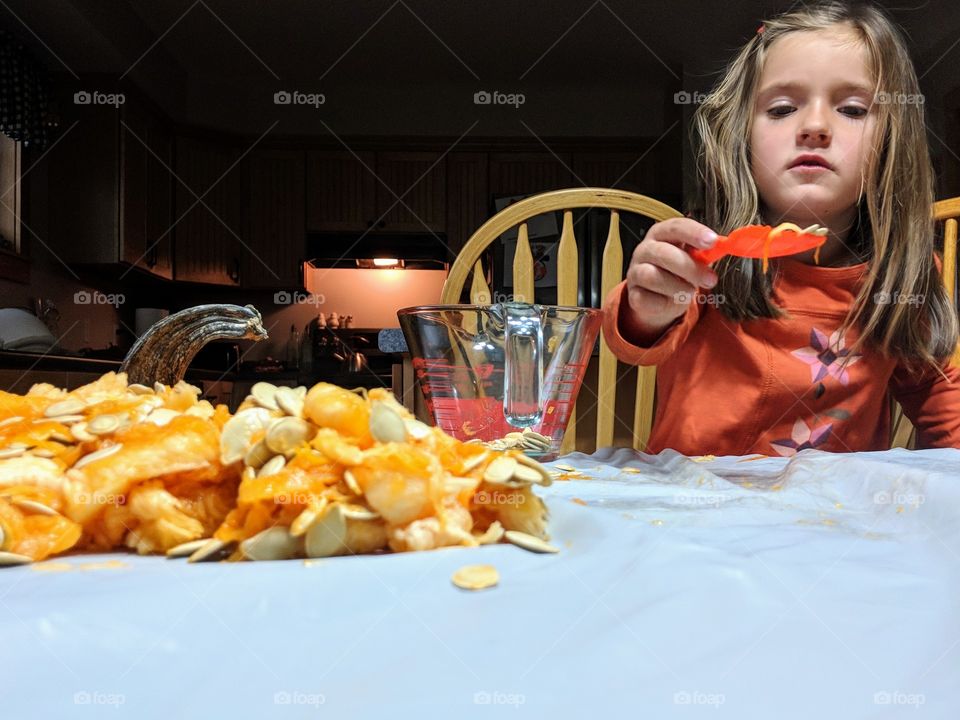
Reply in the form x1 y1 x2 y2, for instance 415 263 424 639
398 303 602 460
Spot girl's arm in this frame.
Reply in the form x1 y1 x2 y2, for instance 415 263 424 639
890 361 960 448
602 280 702 366
601 218 717 366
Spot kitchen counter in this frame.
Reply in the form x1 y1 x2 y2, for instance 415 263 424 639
0 349 236 382
377 328 408 353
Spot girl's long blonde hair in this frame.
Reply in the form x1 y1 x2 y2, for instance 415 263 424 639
693 0 957 370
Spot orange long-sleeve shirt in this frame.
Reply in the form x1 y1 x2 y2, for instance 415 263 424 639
602 258 960 455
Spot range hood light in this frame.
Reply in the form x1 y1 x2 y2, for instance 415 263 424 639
355 258 404 269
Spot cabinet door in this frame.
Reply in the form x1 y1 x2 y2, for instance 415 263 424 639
446 152 488 255
487 152 574 199
121 102 173 278
572 147 681 207
305 151 375 232
375 152 446 232
48 98 119 264
119 103 148 269
143 117 173 279
173 136 244 285
244 150 305 288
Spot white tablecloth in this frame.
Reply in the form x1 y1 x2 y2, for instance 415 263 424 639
2 447 959 718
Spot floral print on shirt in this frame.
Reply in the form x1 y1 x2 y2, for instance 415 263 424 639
770 418 833 457
791 328 862 385
770 327 861 455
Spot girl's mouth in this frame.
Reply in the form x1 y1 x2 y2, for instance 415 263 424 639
788 154 834 173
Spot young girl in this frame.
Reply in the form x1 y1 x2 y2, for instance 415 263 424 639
602 1 960 455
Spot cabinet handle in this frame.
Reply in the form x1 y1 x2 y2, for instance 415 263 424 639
230 257 241 284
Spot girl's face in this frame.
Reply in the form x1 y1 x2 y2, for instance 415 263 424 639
750 27 877 235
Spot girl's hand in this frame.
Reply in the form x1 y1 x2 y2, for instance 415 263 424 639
622 218 719 345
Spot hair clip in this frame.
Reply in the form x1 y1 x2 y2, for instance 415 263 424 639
756 24 765 35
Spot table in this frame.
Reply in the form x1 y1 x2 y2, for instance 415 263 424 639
2 447 959 718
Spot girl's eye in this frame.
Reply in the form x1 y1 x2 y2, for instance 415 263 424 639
838 105 868 118
767 105 795 118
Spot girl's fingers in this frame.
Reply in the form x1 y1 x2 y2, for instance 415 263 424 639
627 262 697 303
646 217 718 250
627 285 671 316
633 239 718 289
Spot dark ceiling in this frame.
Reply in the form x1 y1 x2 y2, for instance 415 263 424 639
2 0 959 137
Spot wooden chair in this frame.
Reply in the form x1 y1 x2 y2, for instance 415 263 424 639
890 195 960 448
439 187 683 454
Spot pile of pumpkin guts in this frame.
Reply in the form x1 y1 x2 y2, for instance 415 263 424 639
0 374 553 565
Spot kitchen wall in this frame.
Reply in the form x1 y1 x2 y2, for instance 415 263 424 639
303 266 447 327
0 162 121 353
236 266 447 362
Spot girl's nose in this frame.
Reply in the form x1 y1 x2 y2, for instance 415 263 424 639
797 104 831 146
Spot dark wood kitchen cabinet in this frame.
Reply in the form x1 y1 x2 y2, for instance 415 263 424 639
487 152 575 198
374 151 446 232
173 136 246 285
243 150 305 288
305 150 375 232
121 101 173 278
446 152 488 254
305 150 445 233
48 94 173 277
572 145 682 209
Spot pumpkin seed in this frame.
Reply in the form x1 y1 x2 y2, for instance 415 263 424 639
0 416 24 428
187 538 236 563
461 452 489 473
70 422 96 443
73 443 122 470
184 404 214 419
243 439 272 469
250 382 279 411
44 399 85 418
504 530 559 554
483 455 518 484
166 539 211 558
290 498 328 537
343 469 362 495
340 504 379 521
146 408 180 427
305 505 347 558
175 381 202 396
451 564 499 591
0 550 32 567
511 463 545 485
240 526 301 561
12 498 58 516
404 419 432 440
515 454 553 485
45 414 85 425
0 447 25 460
265 416 311 457
476 521 504 545
258 455 286 477
220 407 273 464
294 386 307 399
153 382 167 394
444 475 479 493
369 402 407 443
87 414 121 435
0 523 5 550
275 386 303 417
128 383 154 395
31 449 56 458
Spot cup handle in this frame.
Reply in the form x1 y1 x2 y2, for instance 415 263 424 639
502 303 543 427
